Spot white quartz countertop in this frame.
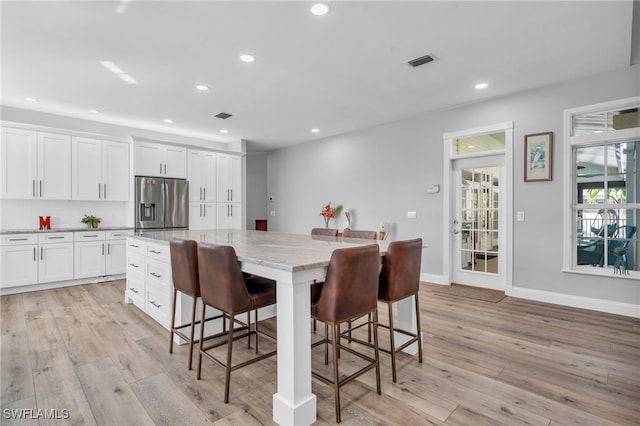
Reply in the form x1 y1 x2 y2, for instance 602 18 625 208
130 229 390 272
1 226 134 235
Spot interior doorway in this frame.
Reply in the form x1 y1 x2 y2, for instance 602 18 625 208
443 122 513 292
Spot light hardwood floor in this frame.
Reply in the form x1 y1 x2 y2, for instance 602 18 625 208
1 280 638 425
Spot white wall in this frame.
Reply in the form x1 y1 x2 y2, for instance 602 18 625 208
267 64 640 310
245 152 268 230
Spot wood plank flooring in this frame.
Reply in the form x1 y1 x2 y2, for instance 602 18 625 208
1 280 638 425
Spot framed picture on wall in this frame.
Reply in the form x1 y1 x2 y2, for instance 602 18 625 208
524 132 553 182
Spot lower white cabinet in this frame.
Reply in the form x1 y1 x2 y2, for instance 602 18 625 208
1 232 73 288
189 202 216 230
74 230 131 279
216 203 241 229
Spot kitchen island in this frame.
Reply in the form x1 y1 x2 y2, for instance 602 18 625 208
125 229 396 426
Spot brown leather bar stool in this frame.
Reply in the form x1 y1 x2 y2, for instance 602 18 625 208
377 238 423 383
169 238 225 370
342 229 377 240
196 242 277 403
311 227 339 237
311 244 382 423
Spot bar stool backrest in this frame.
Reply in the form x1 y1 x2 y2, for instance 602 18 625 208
170 238 201 297
378 238 423 302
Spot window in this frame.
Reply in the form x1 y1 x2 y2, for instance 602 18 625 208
564 97 640 279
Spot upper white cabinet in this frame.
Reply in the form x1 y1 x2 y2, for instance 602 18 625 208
1 128 71 200
216 153 241 203
188 149 216 202
135 141 186 178
72 137 129 201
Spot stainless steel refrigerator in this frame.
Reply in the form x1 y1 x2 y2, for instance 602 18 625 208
135 176 189 230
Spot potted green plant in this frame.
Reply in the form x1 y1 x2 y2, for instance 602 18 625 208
81 214 101 229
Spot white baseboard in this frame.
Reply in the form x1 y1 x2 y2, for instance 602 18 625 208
0 274 125 296
420 273 448 285
509 287 640 319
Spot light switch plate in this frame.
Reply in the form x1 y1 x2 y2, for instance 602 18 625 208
517 211 525 221
408 211 417 219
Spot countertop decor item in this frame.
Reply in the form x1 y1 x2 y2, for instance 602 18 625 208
320 202 343 228
81 214 102 229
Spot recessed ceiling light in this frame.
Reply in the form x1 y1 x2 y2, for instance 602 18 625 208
311 128 320 133
89 109 100 114
468 145 475 148
311 3 330 15
163 119 173 123
196 85 209 91
25 97 38 102
220 129 229 134
475 82 489 89
240 54 255 63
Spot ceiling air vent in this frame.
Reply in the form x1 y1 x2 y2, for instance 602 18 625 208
407 53 436 68
214 112 232 119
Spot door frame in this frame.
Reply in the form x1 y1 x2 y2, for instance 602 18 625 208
442 121 514 294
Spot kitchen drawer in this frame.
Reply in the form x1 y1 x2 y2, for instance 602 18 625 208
146 282 171 328
146 242 170 263
106 230 133 240
74 230 105 241
126 238 145 254
146 257 171 289
38 232 73 244
126 252 145 274
126 274 145 308
1 234 37 246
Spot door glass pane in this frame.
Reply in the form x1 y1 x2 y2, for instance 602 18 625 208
459 167 499 274
452 132 505 156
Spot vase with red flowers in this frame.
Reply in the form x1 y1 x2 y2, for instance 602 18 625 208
320 202 343 228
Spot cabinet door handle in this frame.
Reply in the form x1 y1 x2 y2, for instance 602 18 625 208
98 183 101 199
164 164 167 174
40 247 43 260
33 247 36 261
130 287 139 294
83 234 99 238
230 204 233 217
39 180 42 197
230 189 233 201
199 204 202 217
108 243 111 255
150 272 161 278
104 184 107 199
47 236 65 240
149 249 161 254
203 188 206 200
129 243 139 248
150 300 161 309
9 238 28 241
102 243 105 255
203 204 206 217
160 163 163 174
129 263 139 268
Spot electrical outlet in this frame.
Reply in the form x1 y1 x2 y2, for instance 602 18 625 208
517 211 525 221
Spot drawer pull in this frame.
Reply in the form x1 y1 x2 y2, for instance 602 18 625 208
48 236 65 239
9 238 28 241
113 233 122 237
83 234 99 238
150 272 162 278
130 288 139 294
150 300 161 309
129 243 139 248
129 263 139 268
149 249 161 254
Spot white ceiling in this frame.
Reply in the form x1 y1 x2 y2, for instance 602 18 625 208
1 1 635 152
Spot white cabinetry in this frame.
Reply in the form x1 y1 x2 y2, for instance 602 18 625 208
188 149 216 202
189 202 217 230
0 234 38 288
216 153 242 230
0 128 71 200
72 137 129 201
0 232 73 289
74 230 131 279
135 141 186 178
125 238 173 328
216 153 241 203
216 203 241 229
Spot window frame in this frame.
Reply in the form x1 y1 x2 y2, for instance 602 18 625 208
562 96 640 279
